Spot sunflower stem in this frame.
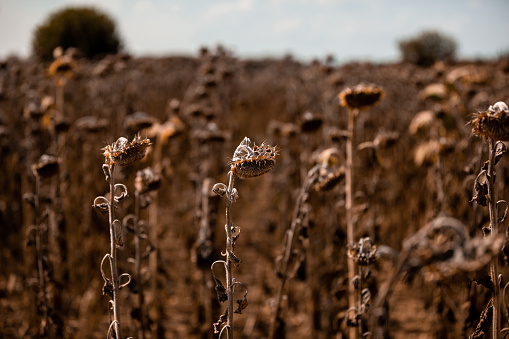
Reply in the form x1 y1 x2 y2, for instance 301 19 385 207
108 164 122 339
225 171 235 339
487 138 500 339
346 108 358 339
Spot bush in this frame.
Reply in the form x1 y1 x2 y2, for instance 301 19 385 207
398 30 457 67
32 7 122 60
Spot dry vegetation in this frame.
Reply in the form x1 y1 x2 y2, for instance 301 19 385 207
1 47 509 338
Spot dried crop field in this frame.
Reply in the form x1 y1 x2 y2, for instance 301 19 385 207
1 48 509 338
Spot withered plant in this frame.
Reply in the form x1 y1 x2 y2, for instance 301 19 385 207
267 120 299 233
346 237 377 336
211 137 278 339
469 101 509 338
338 82 384 339
93 134 151 339
357 129 399 241
409 108 456 218
190 123 229 338
21 100 47 336
24 154 60 338
269 158 345 339
73 116 108 237
48 47 75 119
40 95 70 322
370 216 503 337
298 111 324 182
145 102 185 338
45 48 75 308
194 177 222 338
123 167 160 339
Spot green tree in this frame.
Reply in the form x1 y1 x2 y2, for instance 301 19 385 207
398 30 457 67
32 7 122 60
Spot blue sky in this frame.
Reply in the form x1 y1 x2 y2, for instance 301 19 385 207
1 0 508 62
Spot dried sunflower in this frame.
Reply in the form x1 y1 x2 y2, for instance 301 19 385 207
75 116 108 133
470 101 509 141
373 130 400 149
32 154 59 177
124 112 157 134
48 55 74 79
300 111 323 133
135 167 162 193
193 122 228 143
267 120 298 138
338 83 384 110
347 237 377 266
230 137 278 179
313 165 345 192
102 134 151 167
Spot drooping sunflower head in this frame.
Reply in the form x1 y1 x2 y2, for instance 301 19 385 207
230 137 278 179
48 54 75 79
469 101 509 141
32 154 59 178
338 83 384 110
102 134 151 167
135 167 162 193
300 111 323 133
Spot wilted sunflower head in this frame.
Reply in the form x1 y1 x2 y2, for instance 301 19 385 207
347 237 377 266
40 96 55 113
75 116 108 133
102 134 151 167
469 101 509 141
148 116 185 142
409 110 436 135
313 165 345 192
338 83 385 110
48 55 75 79
230 137 278 179
311 148 345 191
267 120 298 138
32 154 59 178
373 130 400 149
124 112 157 134
135 167 162 193
193 122 228 144
300 111 323 133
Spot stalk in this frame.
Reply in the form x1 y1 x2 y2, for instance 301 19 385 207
97 135 150 338
269 194 302 339
108 164 122 339
468 101 509 338
149 138 163 338
212 137 276 338
224 171 235 339
357 265 363 339
134 189 145 339
345 108 358 339
269 164 320 339
34 173 50 337
487 138 500 338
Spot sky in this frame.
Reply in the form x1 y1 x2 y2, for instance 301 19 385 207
1 0 508 63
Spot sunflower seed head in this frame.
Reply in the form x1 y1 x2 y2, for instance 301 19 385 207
470 102 509 141
102 134 151 167
338 83 385 110
230 137 278 179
